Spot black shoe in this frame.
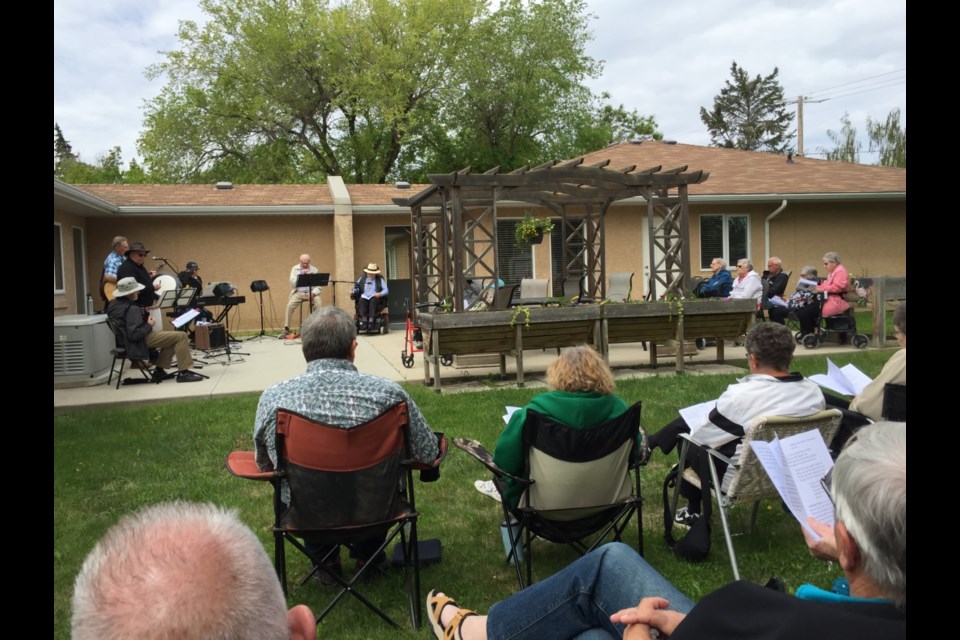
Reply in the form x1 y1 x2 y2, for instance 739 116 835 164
674 506 702 529
176 371 204 383
151 368 176 382
353 555 389 584
316 561 344 588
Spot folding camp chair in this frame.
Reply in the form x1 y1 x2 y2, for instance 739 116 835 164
669 409 842 580
225 403 447 629
105 315 154 388
455 402 646 589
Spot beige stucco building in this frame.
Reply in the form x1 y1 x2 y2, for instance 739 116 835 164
54 141 905 332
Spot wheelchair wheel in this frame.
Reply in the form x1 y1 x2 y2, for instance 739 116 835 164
794 332 804 344
381 320 390 334
802 334 820 349
852 333 869 349
440 354 453 367
695 338 705 350
401 351 415 368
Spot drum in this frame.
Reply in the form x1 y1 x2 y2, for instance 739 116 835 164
154 274 181 308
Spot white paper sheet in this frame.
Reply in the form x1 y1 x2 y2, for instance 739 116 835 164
502 406 521 424
172 307 200 329
678 400 716 437
810 358 873 396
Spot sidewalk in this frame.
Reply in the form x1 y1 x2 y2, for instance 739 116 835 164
53 326 878 410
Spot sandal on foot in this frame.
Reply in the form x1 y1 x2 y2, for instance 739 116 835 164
426 589 477 640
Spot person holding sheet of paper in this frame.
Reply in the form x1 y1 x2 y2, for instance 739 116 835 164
822 302 906 449
647 322 824 524
425 422 905 640
769 265 819 325
491 345 641 508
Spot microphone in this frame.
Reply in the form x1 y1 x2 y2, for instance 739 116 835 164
152 256 165 260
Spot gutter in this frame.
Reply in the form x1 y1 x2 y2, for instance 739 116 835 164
765 200 788 262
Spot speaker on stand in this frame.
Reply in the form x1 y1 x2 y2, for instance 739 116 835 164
247 280 270 341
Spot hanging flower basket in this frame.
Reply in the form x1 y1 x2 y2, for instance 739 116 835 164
515 212 554 247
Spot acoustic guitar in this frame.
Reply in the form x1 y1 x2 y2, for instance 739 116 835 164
101 280 118 302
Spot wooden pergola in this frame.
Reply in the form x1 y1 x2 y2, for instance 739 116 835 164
393 157 710 311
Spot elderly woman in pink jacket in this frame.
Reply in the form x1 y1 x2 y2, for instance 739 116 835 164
817 251 850 318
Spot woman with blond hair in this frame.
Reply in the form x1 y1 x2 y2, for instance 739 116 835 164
491 345 639 508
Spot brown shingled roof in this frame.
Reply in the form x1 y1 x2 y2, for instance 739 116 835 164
73 183 335 207
345 183 431 205
578 141 905 195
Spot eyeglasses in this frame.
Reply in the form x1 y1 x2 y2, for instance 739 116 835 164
820 467 835 506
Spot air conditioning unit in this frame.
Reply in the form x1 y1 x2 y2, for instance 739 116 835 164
54 314 113 388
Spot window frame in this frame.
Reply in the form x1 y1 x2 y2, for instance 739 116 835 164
54 222 66 293
699 213 750 271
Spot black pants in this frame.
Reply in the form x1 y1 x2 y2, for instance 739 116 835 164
822 393 871 455
357 297 384 322
649 417 738 513
304 534 387 567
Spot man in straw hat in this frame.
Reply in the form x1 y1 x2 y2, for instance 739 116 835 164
107 277 205 383
351 262 389 332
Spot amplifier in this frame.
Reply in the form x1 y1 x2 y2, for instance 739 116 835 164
195 323 226 350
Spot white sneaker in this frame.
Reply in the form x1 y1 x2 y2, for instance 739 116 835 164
474 479 502 502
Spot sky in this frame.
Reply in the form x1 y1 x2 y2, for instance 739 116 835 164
53 0 906 171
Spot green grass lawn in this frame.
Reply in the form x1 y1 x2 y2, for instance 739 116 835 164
53 348 897 639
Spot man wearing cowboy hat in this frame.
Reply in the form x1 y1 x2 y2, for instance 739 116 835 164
284 254 323 335
352 263 389 332
107 277 205 383
117 241 161 308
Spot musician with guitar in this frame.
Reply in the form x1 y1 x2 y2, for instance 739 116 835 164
117 241 161 308
99 236 128 305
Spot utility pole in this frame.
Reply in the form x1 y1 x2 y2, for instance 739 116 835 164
783 95 826 156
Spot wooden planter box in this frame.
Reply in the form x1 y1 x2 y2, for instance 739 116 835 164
600 302 680 368
677 299 757 368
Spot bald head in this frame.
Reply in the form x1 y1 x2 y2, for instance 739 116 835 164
72 502 315 640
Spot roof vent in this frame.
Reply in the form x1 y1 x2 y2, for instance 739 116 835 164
663 140 677 145
395 181 411 189
215 181 234 190
629 139 644 145
786 152 795 164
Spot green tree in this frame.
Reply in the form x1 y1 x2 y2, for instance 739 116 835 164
821 112 860 164
699 61 794 153
866 108 905 168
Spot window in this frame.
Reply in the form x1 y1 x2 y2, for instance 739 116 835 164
550 217 584 297
699 214 748 270
54 223 65 293
497 219 534 284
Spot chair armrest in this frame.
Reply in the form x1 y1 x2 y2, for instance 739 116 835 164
224 450 276 481
677 432 736 467
453 437 529 485
407 432 449 470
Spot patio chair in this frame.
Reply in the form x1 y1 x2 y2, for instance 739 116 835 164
454 402 646 589
668 409 842 580
105 315 154 388
225 402 448 629
606 272 633 302
519 278 549 301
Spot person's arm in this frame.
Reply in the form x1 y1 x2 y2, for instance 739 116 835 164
802 517 839 561
403 393 440 463
818 266 849 294
124 304 152 342
492 407 528 477
378 277 389 297
849 349 905 420
743 273 763 300
253 394 277 471
769 272 788 298
289 266 299 289
717 270 733 297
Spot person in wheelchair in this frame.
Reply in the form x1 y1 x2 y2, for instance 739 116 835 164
351 263 389 332
795 252 851 339
769 265 819 327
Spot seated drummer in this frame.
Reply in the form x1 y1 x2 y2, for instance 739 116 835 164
177 260 213 322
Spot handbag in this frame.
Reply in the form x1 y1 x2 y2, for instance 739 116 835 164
662 447 714 562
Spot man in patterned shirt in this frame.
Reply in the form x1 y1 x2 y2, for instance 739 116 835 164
99 235 127 305
254 306 439 584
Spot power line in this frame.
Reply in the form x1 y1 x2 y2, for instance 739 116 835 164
802 68 905 101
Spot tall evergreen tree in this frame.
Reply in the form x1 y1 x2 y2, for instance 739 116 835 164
699 61 794 153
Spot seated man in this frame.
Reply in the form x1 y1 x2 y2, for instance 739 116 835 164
176 260 213 322
647 322 824 522
284 253 323 335
761 256 790 310
427 422 905 640
254 306 438 584
107 277 204 383
72 501 316 640
352 262 389 330
694 257 733 298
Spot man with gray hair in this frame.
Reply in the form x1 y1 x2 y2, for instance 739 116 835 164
72 501 317 640
255 306 439 584
694 257 733 298
99 235 127 305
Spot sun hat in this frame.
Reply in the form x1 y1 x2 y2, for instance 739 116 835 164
363 263 381 275
114 277 146 297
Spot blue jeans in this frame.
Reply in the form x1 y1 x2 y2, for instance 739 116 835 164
486 543 694 640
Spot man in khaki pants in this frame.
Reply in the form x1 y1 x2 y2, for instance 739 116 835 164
285 253 322 334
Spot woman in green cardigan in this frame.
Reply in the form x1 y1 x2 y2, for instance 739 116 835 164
492 345 640 508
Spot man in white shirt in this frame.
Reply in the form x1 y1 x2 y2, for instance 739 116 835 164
284 253 322 334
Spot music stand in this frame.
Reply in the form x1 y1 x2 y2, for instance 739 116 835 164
290 273 329 336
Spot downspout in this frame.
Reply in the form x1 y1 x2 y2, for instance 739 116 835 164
764 199 788 260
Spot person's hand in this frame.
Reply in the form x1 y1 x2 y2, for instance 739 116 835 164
803 516 839 561
146 314 156 326
612 597 686 639
373 292 381 298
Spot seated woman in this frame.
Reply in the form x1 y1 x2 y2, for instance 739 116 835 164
492 345 640 509
727 258 763 302
768 265 819 325
825 302 906 448
792 251 850 336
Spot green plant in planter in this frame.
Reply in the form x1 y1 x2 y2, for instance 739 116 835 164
510 305 531 327
515 212 555 246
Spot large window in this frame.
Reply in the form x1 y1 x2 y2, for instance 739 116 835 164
54 223 65 293
699 214 748 270
497 219 534 285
